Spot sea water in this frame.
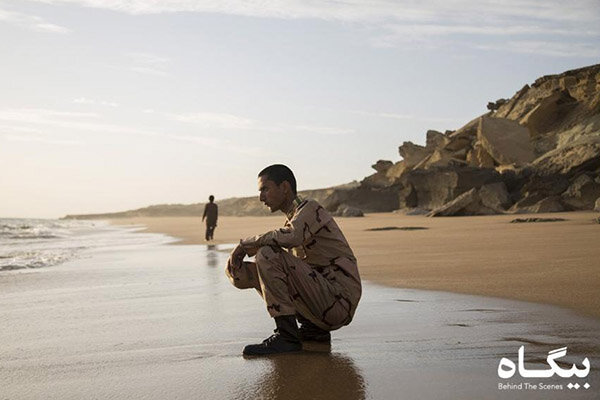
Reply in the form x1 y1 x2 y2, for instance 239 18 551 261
0 218 176 272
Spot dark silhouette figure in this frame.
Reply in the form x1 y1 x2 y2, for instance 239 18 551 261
202 195 218 241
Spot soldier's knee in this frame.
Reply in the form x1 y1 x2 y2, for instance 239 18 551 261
231 276 249 289
225 266 241 288
227 271 257 290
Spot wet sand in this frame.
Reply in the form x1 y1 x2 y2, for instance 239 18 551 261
109 211 600 319
1 241 598 399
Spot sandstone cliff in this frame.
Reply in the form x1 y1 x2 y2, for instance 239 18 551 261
357 63 600 216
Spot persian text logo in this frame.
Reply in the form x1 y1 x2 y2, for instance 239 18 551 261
497 346 591 391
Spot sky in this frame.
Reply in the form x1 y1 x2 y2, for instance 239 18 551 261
1 0 599 218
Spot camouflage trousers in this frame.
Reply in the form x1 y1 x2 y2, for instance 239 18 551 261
226 246 356 331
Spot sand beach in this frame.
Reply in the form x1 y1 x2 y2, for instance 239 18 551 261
109 211 600 319
1 226 599 399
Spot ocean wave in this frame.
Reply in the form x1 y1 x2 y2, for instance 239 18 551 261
0 221 64 240
0 249 77 271
8 234 61 239
0 218 176 272
0 223 32 230
0 265 26 271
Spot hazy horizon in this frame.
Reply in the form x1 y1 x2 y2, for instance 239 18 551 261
2 0 599 218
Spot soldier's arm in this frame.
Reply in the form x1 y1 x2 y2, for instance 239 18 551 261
241 200 330 249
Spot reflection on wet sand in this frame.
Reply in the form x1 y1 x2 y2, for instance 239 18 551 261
240 352 366 400
206 244 219 268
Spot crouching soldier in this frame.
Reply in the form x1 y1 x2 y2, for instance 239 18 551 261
226 164 361 356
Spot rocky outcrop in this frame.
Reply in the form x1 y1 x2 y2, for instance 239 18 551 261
511 196 565 214
531 136 600 176
427 188 499 217
362 160 396 187
520 90 578 138
487 98 508 111
449 115 482 139
561 174 600 210
477 116 536 166
360 63 600 217
398 142 432 168
427 189 479 217
495 65 600 123
319 184 399 213
399 167 501 210
426 130 449 149
350 63 599 216
426 182 512 217
479 182 511 212
467 143 495 168
333 204 364 217
385 161 407 181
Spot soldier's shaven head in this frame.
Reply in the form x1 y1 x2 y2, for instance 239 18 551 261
209 195 214 202
258 164 297 195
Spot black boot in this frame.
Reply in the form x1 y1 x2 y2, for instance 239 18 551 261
297 314 331 343
243 315 302 356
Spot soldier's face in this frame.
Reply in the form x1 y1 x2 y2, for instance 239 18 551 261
258 176 285 213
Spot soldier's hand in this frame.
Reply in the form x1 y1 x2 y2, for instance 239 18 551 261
227 243 245 274
231 243 246 261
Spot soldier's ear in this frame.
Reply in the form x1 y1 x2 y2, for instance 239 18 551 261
281 180 292 195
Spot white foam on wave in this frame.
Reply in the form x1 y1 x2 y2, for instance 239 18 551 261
0 218 177 271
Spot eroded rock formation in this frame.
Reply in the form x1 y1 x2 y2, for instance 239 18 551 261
358 63 600 216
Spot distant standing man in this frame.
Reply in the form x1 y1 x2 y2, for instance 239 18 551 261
202 195 218 241
226 164 361 356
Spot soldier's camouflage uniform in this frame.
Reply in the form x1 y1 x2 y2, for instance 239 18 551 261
226 197 361 331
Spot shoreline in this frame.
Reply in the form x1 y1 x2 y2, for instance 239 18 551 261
3 241 598 399
108 211 600 320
